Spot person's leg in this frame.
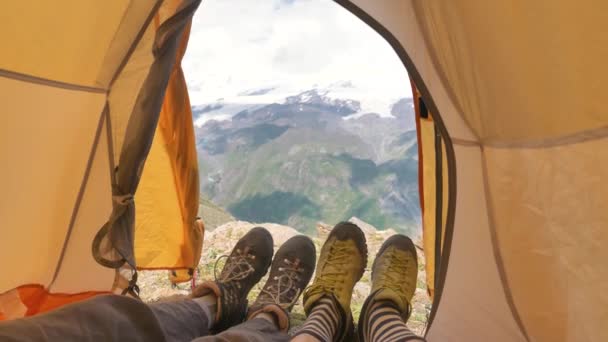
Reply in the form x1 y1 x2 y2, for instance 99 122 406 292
290 297 341 342
192 226 274 333
193 235 317 342
147 295 216 341
0 227 275 342
362 301 425 342
358 235 426 342
192 317 288 342
150 226 275 340
292 222 368 342
0 294 171 342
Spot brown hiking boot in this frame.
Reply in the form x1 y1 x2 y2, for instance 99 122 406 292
358 234 418 341
248 235 316 332
193 227 274 332
302 222 367 341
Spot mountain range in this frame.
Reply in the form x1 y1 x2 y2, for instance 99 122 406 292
193 85 420 235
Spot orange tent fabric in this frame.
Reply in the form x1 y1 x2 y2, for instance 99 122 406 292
134 18 202 273
0 285 109 321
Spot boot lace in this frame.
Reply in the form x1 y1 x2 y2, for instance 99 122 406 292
258 259 303 308
214 247 255 289
307 241 351 296
377 249 414 309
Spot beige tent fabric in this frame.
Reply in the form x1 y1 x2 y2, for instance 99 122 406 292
0 2 129 86
484 141 608 342
0 1 162 90
0 76 106 292
413 2 608 340
425 145 526 341
413 1 608 146
50 114 116 293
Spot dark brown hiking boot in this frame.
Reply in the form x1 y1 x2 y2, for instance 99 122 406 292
193 227 274 332
247 235 316 332
302 221 367 341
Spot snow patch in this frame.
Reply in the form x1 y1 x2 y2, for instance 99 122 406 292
194 113 232 127
189 80 409 118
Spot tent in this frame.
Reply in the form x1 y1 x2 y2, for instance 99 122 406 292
1 0 606 341
0 0 203 316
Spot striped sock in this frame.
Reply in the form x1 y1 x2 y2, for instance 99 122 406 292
364 301 426 342
294 297 341 342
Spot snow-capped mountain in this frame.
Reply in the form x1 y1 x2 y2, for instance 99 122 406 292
190 80 409 127
192 85 419 235
284 89 361 116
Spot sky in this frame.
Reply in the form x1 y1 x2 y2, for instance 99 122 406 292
182 0 411 114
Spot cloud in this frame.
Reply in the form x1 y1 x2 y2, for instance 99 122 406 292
183 0 411 107
278 0 298 6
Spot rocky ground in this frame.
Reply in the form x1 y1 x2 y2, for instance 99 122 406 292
139 218 430 336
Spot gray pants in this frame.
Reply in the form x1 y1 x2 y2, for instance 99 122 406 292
0 294 289 342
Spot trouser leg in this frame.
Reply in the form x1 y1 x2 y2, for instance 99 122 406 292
0 294 212 342
0 295 168 342
191 317 289 342
149 297 212 341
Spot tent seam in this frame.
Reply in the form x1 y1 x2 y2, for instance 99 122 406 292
104 103 122 294
452 138 481 146
106 102 117 186
455 126 608 149
480 146 531 342
93 0 133 88
0 68 106 94
48 104 108 289
483 125 608 149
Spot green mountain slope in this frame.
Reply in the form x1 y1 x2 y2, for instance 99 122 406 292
194 92 420 235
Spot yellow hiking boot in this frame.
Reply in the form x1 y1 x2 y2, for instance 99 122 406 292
302 222 367 341
358 234 418 339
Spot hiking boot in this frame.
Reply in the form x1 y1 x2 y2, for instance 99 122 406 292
248 235 316 332
302 222 367 341
193 227 274 332
358 234 418 340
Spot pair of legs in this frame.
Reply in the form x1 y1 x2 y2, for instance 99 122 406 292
0 223 425 341
292 222 425 342
0 227 308 342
